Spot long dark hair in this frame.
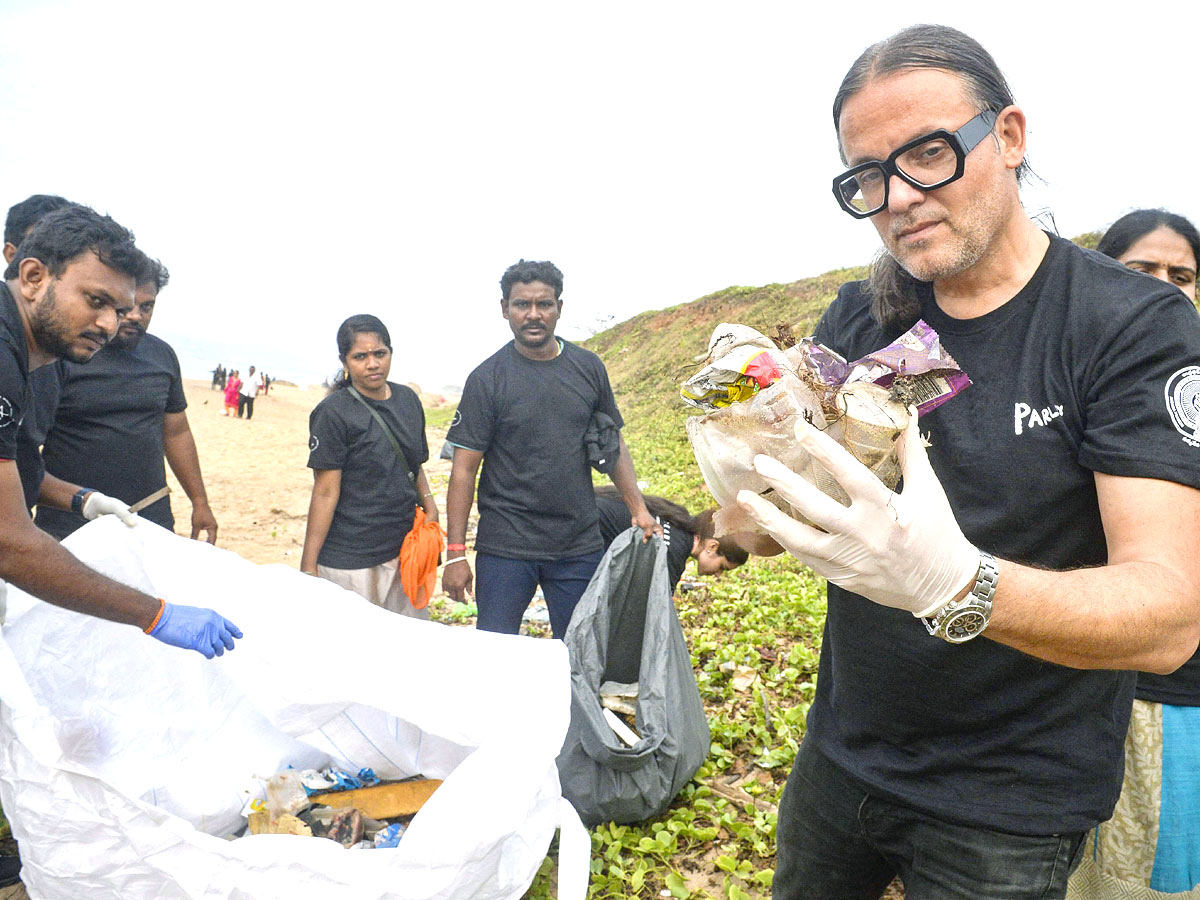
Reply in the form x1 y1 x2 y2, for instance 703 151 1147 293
1097 209 1200 267
594 485 749 566
333 314 392 390
833 25 1025 331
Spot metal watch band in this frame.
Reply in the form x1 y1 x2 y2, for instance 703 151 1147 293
923 550 998 643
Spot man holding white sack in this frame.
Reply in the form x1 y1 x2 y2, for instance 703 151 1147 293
738 25 1200 900
0 204 241 659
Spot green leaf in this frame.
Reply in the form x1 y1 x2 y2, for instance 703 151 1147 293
665 872 692 899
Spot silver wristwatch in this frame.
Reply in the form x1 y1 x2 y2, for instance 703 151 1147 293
922 551 998 644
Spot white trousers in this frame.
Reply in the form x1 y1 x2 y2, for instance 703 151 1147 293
317 558 430 620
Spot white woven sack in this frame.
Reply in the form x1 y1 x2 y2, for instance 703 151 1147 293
0 517 588 900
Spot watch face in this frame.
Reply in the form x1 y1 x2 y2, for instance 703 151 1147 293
943 608 988 643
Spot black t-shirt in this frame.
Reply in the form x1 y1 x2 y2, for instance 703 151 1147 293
35 334 187 539
596 493 692 592
446 340 623 560
0 283 35 508
307 384 427 569
805 235 1200 836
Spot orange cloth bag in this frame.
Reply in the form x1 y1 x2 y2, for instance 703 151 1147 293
399 507 445 610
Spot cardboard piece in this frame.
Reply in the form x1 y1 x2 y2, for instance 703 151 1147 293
310 779 443 819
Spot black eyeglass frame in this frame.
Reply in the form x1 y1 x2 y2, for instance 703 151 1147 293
832 109 1000 219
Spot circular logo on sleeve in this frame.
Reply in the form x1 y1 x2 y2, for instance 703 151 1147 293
308 435 319 452
0 395 13 428
1165 365 1200 447
450 410 462 428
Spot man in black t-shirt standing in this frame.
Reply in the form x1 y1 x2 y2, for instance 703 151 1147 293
736 26 1200 900
34 257 218 543
443 259 659 638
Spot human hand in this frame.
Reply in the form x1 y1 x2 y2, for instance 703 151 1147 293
191 502 218 544
632 509 663 543
737 411 978 617
81 491 138 526
442 557 473 603
149 603 243 658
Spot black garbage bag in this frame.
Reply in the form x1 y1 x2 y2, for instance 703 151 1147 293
556 527 711 825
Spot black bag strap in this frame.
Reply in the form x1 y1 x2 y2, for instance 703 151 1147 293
346 386 416 483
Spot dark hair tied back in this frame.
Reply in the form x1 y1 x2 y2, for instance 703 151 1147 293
833 25 1025 331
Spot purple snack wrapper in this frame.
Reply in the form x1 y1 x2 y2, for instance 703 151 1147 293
795 319 970 416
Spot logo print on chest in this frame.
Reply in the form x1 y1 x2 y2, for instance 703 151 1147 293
1014 401 1064 435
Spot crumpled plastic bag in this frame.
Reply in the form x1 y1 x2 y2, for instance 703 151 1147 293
682 320 968 536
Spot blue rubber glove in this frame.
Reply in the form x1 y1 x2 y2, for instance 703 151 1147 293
149 603 243 658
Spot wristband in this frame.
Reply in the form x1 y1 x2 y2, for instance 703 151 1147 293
144 598 166 634
71 488 94 516
447 543 467 552
443 557 470 566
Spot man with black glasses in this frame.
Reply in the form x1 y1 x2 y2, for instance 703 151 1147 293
738 25 1200 900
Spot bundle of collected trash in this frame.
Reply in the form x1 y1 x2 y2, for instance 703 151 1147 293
242 766 441 849
682 320 969 533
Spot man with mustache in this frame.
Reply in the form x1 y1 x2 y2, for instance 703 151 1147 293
0 203 240 658
443 259 658 638
737 25 1200 900
33 256 218 542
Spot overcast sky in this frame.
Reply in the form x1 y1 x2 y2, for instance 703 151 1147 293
1 0 1195 389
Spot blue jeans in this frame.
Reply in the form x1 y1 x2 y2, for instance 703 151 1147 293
774 739 1087 900
474 550 602 639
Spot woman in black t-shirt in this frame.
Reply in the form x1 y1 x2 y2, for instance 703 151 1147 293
593 485 748 592
300 315 436 618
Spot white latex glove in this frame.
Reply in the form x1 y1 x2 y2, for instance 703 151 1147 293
736 409 979 617
81 491 138 527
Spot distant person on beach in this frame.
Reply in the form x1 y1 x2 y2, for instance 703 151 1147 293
301 314 437 618
33 257 218 543
211 363 225 390
594 485 747 592
238 364 259 419
1066 210 1200 900
223 369 241 416
443 259 659 639
738 26 1200 900
0 204 240 658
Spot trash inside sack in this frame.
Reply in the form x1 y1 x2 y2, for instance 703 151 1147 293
682 320 969 534
243 766 442 849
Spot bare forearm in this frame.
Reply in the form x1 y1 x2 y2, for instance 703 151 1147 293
37 471 84 512
0 523 159 628
300 488 339 574
163 423 210 507
446 472 475 547
415 467 438 522
987 559 1200 673
608 436 649 517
